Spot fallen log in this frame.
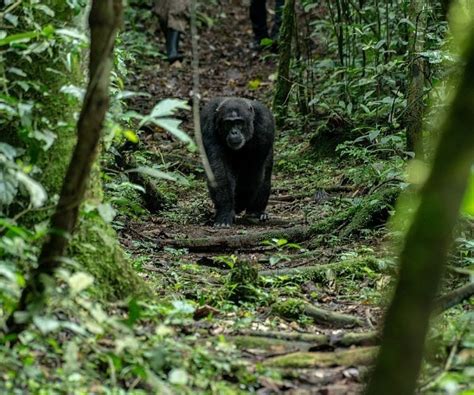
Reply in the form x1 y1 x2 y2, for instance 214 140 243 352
259 257 381 279
158 225 309 252
434 282 474 314
273 298 364 328
235 330 379 347
263 346 378 368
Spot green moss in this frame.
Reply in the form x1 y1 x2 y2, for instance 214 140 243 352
341 187 399 237
71 215 151 301
272 298 304 319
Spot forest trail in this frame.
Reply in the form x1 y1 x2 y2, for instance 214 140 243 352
123 2 381 393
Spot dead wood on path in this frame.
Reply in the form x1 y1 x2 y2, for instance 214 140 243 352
158 225 310 252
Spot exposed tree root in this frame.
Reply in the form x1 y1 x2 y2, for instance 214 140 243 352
158 225 309 252
273 298 364 328
303 303 364 327
434 282 474 314
235 330 379 347
263 346 378 368
231 336 312 353
259 257 380 280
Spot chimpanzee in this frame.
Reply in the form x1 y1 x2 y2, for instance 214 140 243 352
201 97 275 227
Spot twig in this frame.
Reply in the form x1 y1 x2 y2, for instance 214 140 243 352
190 0 215 187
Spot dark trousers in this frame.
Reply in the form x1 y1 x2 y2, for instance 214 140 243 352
250 0 285 41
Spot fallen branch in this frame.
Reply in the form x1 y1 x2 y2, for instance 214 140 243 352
303 303 364 327
263 346 378 368
231 336 311 353
158 225 309 252
273 298 364 328
235 330 379 347
259 257 381 279
434 282 474 314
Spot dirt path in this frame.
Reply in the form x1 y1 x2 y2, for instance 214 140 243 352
122 2 381 393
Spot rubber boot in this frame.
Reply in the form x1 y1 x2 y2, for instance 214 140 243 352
166 29 183 63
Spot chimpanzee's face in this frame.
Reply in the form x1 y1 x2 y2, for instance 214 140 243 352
216 100 254 150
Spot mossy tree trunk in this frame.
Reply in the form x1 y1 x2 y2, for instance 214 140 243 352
365 23 474 395
6 1 148 334
405 0 427 158
273 0 296 129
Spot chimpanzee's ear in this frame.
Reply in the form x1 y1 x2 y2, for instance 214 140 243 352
248 103 254 114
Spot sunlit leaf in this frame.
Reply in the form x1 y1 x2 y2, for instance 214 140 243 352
153 118 194 147
149 98 190 118
16 172 47 208
0 168 19 206
126 166 178 182
68 272 94 295
0 143 17 160
168 368 188 385
123 130 139 143
33 316 61 334
248 79 261 90
97 203 116 223
56 28 87 42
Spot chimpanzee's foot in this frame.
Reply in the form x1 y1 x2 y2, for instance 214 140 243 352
214 211 235 228
247 211 269 222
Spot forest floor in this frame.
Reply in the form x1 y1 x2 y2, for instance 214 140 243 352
111 2 472 394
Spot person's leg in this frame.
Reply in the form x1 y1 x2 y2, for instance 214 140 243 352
156 0 189 63
166 0 190 62
250 0 268 43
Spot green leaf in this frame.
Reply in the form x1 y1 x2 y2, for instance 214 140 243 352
168 368 188 385
123 130 139 143
35 4 55 17
33 316 61 334
32 130 57 150
0 31 38 46
248 79 262 90
149 98 190 118
55 28 87 42
0 143 17 160
16 172 47 208
124 298 142 327
0 168 18 206
126 166 177 182
153 118 194 147
97 203 116 223
68 272 94 295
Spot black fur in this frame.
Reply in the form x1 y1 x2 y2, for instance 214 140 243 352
201 97 275 227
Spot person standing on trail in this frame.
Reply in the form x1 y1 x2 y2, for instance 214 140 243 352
154 0 190 64
250 0 285 48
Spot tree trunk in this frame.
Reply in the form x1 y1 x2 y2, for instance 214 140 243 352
273 0 296 128
405 0 427 158
6 0 148 335
365 23 474 395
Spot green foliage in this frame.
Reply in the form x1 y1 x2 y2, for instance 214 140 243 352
226 260 260 302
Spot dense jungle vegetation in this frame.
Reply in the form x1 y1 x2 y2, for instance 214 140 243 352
0 0 473 394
